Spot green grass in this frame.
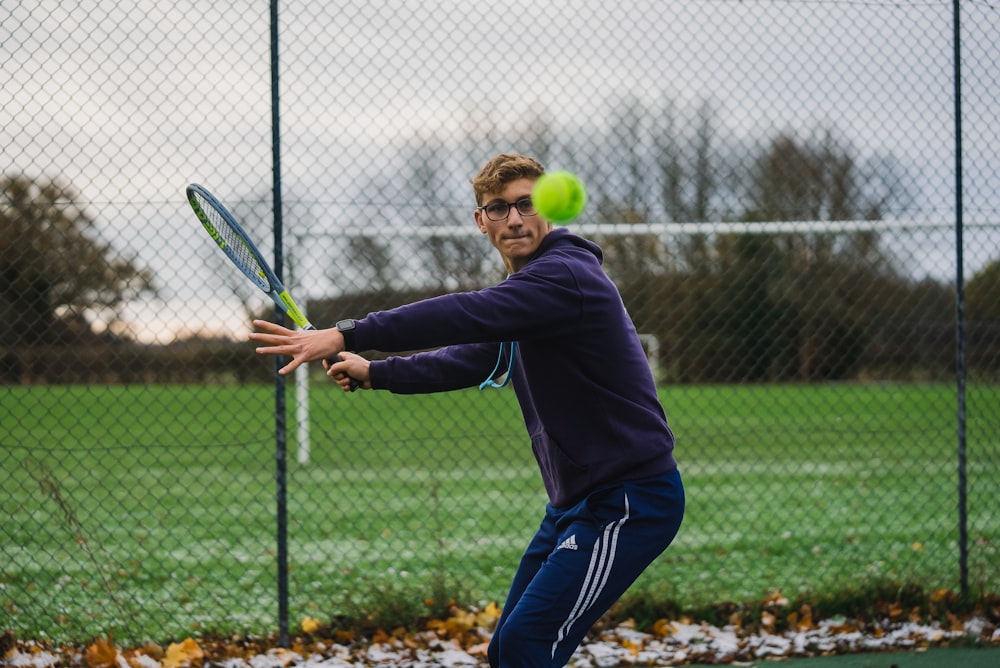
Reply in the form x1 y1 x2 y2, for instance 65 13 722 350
1 382 998 644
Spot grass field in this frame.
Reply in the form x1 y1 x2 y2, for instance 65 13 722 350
2 382 998 645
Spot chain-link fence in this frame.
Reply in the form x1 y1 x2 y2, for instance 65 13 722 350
2 0 998 647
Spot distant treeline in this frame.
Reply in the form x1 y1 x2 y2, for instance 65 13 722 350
4 251 998 385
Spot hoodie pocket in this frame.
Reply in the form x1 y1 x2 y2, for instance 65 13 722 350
530 431 589 506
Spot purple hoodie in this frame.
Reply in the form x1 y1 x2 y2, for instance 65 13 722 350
355 227 677 507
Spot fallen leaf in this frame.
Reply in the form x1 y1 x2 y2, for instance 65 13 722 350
123 644 166 668
798 604 815 630
301 617 321 634
652 619 672 638
1 631 16 660
138 643 164 661
264 648 299 667
621 638 641 656
475 601 501 628
930 588 953 603
467 642 489 656
84 638 117 668
163 638 203 668
763 590 789 608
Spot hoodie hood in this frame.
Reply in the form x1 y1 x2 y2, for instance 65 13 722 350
532 226 604 266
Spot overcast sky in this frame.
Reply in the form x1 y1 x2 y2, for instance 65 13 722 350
5 1 996 201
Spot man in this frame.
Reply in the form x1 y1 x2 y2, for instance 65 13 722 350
250 152 684 667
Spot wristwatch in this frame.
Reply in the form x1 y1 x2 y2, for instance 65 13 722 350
335 319 357 352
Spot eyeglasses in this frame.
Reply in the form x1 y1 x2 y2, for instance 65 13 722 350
477 197 537 222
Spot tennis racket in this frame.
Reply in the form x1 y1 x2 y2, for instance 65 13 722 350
186 183 359 390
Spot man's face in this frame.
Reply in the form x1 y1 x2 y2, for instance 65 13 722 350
475 177 552 273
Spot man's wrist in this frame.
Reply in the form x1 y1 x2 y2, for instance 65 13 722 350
336 319 357 351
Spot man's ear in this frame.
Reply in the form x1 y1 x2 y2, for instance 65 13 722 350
474 209 488 233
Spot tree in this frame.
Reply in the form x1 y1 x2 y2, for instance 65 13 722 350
0 175 154 346
744 131 900 222
966 259 1000 375
653 130 911 382
735 132 906 379
400 136 492 291
967 259 1000 321
593 97 671 322
656 98 717 223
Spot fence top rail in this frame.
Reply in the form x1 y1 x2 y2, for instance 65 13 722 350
310 218 995 239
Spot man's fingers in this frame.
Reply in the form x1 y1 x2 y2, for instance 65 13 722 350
278 359 301 375
248 320 334 378
253 340 296 353
251 319 292 334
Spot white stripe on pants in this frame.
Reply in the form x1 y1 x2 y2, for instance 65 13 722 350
551 493 630 659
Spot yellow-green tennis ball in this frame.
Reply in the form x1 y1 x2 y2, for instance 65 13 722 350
532 171 587 223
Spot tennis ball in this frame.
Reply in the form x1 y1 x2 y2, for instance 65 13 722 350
532 171 587 223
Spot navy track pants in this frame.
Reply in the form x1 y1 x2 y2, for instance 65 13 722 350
487 468 685 668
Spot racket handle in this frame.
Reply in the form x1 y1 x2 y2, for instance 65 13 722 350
328 354 361 391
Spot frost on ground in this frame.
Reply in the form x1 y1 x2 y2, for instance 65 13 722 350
3 613 998 668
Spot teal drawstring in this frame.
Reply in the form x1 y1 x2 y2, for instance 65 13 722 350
480 341 518 390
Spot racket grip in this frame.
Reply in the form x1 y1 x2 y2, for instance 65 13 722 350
328 354 361 391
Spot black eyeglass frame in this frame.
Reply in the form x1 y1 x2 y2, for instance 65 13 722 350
476 196 538 221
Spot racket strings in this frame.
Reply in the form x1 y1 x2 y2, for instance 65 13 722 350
195 194 270 292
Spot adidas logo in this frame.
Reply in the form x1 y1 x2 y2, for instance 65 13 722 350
557 534 579 551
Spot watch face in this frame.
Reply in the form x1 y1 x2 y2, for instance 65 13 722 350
337 319 355 331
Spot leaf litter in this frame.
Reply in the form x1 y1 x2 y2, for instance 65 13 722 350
3 595 998 668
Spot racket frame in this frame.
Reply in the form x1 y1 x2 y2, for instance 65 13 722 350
186 183 358 388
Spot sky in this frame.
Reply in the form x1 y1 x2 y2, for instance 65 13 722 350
2 0 998 341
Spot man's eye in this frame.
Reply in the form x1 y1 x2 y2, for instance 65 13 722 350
485 202 508 218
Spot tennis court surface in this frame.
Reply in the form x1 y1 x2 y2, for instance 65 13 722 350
775 646 1000 667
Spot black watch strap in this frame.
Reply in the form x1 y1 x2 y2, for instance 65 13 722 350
336 319 357 351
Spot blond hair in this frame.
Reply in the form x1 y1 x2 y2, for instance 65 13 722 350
471 153 545 205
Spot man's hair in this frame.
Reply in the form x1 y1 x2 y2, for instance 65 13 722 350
471 153 545 205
